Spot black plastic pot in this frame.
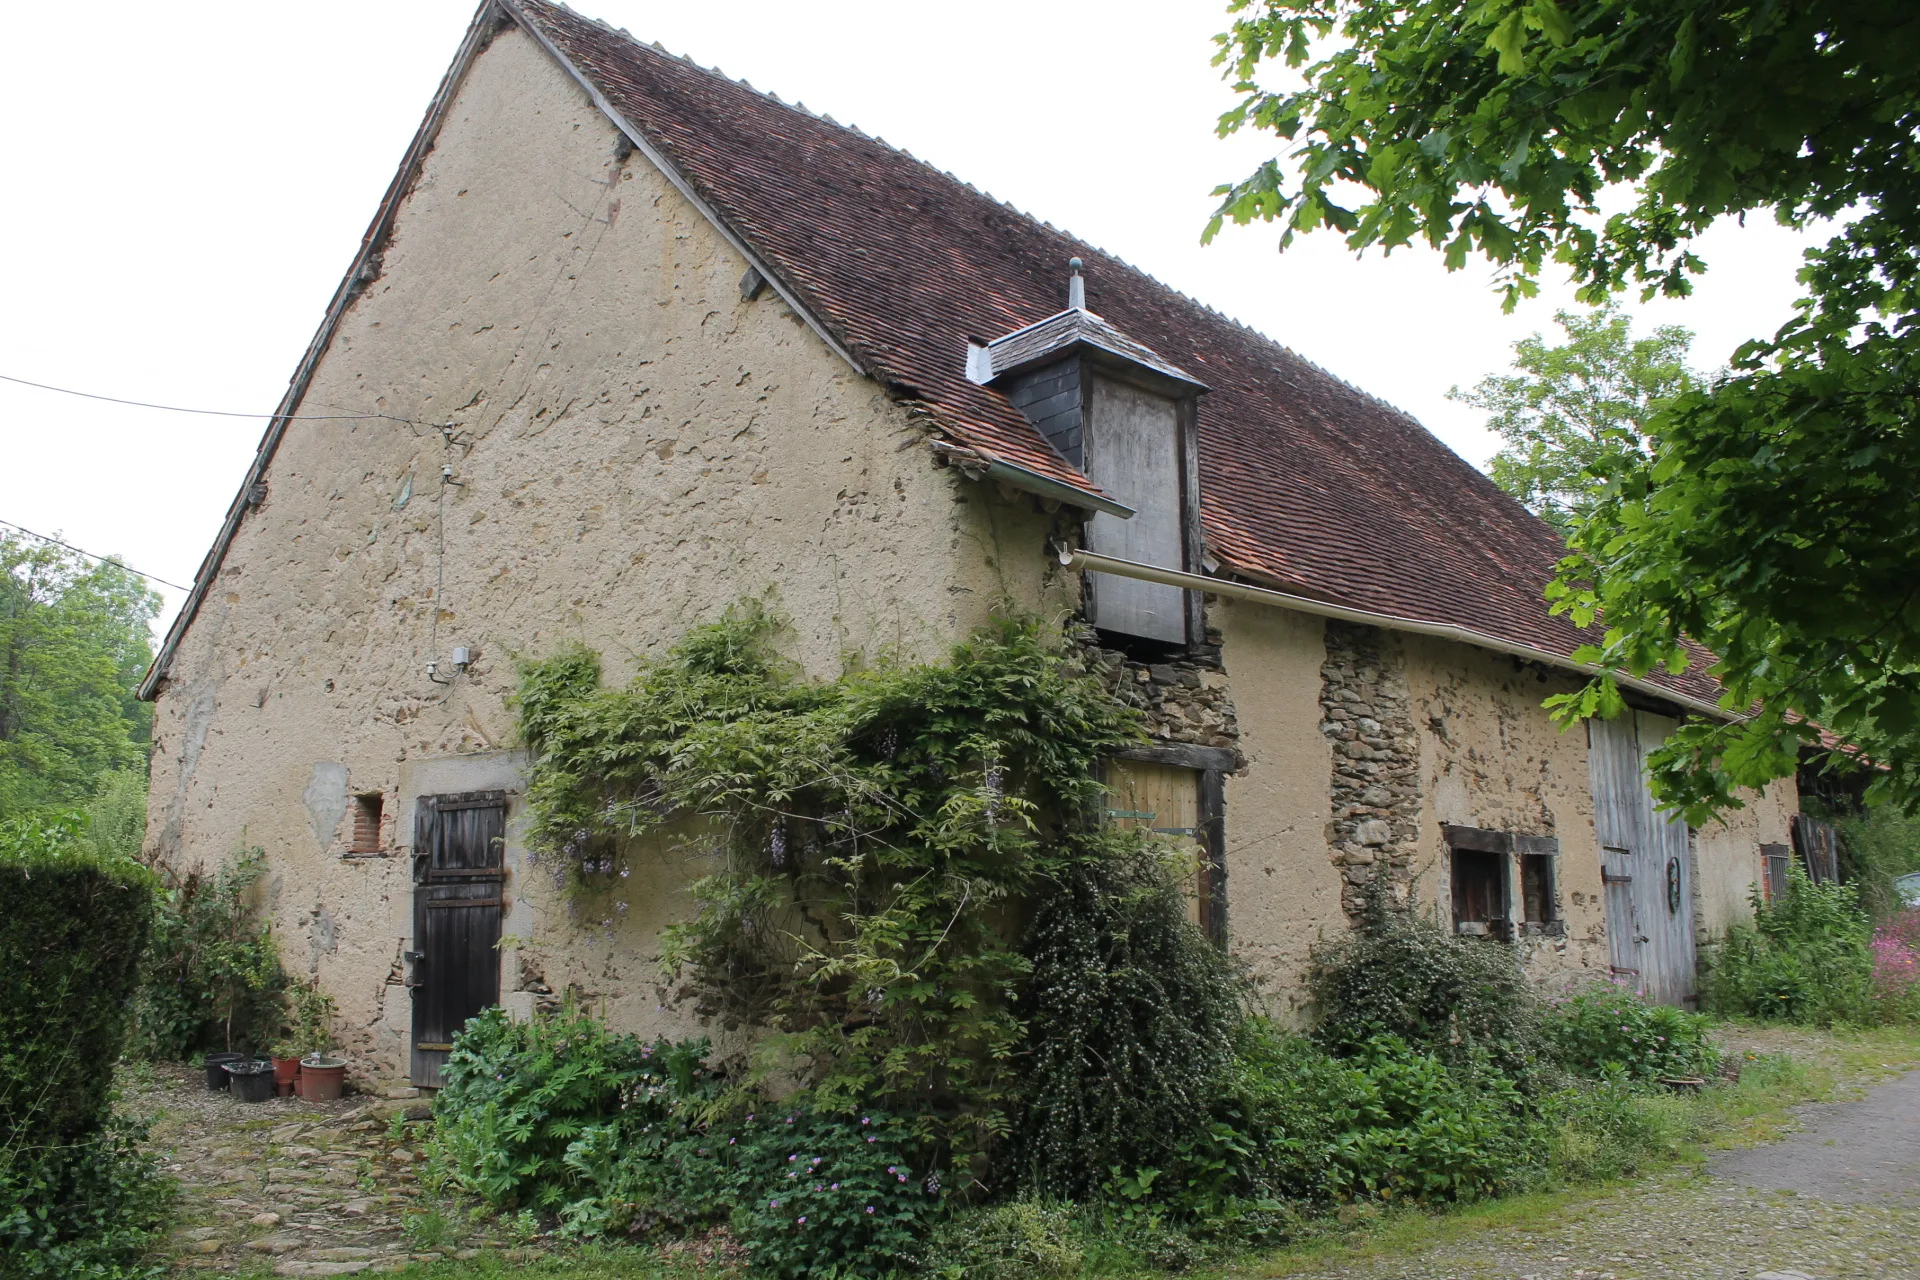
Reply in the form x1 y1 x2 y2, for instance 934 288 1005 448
225 1059 277 1104
204 1052 246 1090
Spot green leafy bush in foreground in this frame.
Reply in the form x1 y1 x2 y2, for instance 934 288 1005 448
430 1006 936 1278
0 811 170 1279
1707 866 1880 1026
1542 984 1721 1081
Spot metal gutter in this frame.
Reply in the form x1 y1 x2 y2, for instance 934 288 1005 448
138 0 503 701
1059 545 1733 722
983 456 1135 519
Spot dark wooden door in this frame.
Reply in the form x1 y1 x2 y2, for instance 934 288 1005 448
410 791 506 1087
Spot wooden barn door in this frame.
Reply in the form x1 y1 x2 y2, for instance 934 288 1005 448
410 791 506 1087
1588 714 1697 1006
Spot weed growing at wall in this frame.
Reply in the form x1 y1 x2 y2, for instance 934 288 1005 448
1706 866 1882 1026
1541 985 1720 1081
515 607 1154 1169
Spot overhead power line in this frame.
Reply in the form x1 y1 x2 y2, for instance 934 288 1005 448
0 371 444 427
0 518 194 592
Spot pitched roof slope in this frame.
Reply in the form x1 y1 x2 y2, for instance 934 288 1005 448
508 1 1723 700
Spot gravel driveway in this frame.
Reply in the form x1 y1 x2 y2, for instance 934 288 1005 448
1263 1069 1920 1280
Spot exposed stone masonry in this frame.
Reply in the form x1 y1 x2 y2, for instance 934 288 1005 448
1069 616 1239 750
1320 621 1422 920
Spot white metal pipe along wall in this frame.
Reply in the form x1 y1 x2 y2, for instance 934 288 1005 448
1054 544 1731 723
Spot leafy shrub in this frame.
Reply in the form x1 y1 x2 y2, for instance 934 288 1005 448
129 847 285 1058
1538 1071 1678 1185
1015 839 1244 1199
0 1114 172 1279
1307 889 1544 1084
1706 866 1877 1025
516 609 1149 1164
1836 804 1920 920
1540 984 1721 1080
432 1004 707 1212
0 813 155 1148
1147 1022 1541 1217
922 1200 1084 1280
432 1005 938 1279
0 812 169 1279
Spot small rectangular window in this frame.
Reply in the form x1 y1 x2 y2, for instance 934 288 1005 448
1760 842 1791 901
349 793 385 854
1450 848 1506 935
1105 758 1207 927
1521 853 1557 926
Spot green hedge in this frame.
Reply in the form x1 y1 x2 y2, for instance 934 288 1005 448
0 812 156 1149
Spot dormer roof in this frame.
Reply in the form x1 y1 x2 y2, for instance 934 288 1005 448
970 307 1207 395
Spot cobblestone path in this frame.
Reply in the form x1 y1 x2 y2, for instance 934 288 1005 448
126 1064 542 1277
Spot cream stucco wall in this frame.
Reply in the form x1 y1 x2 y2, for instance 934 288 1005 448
1212 598 1340 1018
145 25 1067 1083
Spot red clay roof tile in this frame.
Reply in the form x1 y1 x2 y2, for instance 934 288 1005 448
510 0 1726 706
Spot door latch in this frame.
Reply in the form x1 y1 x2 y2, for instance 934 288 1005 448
402 949 425 988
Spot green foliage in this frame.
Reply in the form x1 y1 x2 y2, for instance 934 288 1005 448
1015 841 1244 1199
0 813 169 1279
0 811 155 1151
1537 1071 1679 1186
432 1005 697 1213
286 978 338 1058
922 1200 1085 1280
81 770 149 862
1540 984 1720 1081
1837 804 1920 920
0 1114 172 1280
1150 1022 1543 1217
431 1005 936 1279
1211 0 1920 817
1307 892 1543 1084
0 533 160 816
1706 866 1877 1025
515 607 1149 1165
1449 305 1697 533
128 847 285 1058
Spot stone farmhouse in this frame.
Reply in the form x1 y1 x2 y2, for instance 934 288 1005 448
140 0 1797 1089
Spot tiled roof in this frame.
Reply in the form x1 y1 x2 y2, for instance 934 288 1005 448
506 0 1726 705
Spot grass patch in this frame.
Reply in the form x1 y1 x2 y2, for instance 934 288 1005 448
1211 1021 1920 1279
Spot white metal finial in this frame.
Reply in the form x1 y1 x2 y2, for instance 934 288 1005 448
1067 258 1085 310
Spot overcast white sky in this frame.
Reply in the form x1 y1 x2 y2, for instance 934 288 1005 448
0 0 1819 637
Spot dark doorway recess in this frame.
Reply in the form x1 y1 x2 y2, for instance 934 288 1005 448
409 791 506 1088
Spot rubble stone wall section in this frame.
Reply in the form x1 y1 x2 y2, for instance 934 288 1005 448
1318 621 1423 920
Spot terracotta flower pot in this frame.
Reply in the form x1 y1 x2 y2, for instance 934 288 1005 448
297 1057 346 1102
273 1056 302 1097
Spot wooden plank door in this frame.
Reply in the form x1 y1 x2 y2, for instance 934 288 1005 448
1105 759 1209 928
410 791 506 1087
1589 716 1648 989
1633 714 1698 1006
1588 714 1697 1005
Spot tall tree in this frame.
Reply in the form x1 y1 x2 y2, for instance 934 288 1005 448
0 533 161 816
1452 305 1696 533
1209 0 1920 817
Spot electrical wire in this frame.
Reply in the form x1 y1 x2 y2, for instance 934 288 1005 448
0 371 446 428
0 518 193 592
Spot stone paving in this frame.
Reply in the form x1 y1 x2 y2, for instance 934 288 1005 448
123 1064 542 1277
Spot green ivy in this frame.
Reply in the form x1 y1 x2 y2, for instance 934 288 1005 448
514 606 1153 1170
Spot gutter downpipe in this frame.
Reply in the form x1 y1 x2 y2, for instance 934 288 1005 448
1058 545 1733 723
